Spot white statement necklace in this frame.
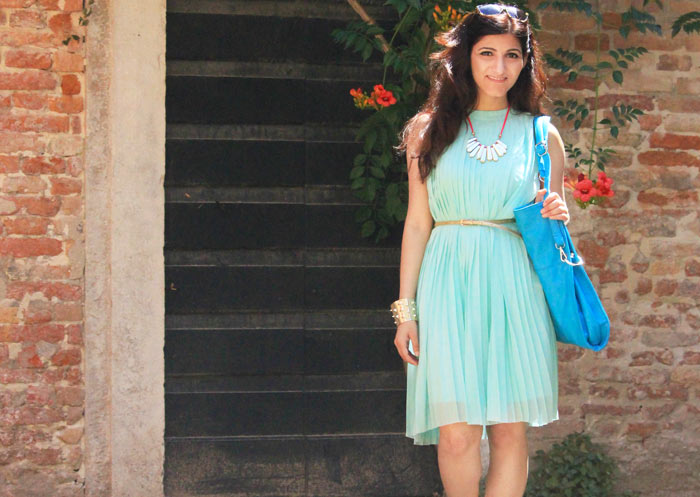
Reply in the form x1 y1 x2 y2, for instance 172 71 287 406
465 104 511 163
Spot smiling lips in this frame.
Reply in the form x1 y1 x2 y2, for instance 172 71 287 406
488 76 507 82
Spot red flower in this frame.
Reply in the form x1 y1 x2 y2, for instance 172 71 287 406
370 84 396 107
595 171 614 197
573 178 600 202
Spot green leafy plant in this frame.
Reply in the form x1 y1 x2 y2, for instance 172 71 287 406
524 431 640 497
62 0 95 45
334 0 700 242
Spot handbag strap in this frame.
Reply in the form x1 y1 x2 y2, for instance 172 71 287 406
533 115 551 193
532 115 567 251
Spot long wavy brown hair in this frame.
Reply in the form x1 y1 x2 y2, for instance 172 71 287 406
396 5 549 182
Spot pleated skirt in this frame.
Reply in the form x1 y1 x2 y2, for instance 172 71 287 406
406 223 559 444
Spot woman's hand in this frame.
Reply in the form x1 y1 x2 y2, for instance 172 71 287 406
394 320 420 366
535 188 570 224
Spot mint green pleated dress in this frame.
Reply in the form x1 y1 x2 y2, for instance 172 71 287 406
406 107 559 444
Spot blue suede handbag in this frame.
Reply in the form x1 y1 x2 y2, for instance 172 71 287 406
512 115 610 351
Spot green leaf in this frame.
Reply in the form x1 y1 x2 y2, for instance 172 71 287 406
361 219 376 237
407 0 421 10
612 70 623 84
611 126 619 138
353 154 367 166
361 43 373 61
351 177 365 189
363 132 377 153
369 166 385 178
350 165 365 179
355 206 372 222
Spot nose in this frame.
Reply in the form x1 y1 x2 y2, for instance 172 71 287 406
494 55 507 74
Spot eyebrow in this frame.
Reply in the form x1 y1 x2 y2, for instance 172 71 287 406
478 46 522 54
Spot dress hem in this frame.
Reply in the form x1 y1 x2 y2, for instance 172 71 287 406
406 411 560 445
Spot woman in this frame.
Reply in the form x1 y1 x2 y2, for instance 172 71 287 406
390 4 570 497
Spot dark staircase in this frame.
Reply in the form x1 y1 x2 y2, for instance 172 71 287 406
163 1 441 495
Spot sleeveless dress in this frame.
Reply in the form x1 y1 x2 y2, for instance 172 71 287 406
406 107 559 444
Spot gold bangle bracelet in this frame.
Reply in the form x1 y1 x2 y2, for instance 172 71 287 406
390 298 417 326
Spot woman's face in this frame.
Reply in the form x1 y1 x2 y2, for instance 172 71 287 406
470 33 526 104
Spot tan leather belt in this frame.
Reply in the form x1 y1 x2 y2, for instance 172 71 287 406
432 218 522 238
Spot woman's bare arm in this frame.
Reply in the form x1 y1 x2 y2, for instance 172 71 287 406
394 117 433 366
399 122 434 300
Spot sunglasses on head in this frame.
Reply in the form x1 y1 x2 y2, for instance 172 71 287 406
476 3 529 21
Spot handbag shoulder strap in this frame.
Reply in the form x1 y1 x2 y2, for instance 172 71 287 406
533 115 552 194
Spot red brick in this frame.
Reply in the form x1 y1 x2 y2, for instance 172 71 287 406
680 351 700 365
2 175 46 194
21 156 66 175
588 384 619 399
60 74 80 95
19 196 61 216
627 384 688 401
4 49 52 69
649 132 700 150
51 348 80 367
26 384 54 405
9 10 45 29
637 150 700 168
657 96 700 113
27 447 61 466
25 303 52 324
47 12 71 35
22 324 66 343
595 230 625 246
557 346 584 362
55 385 83 405
576 239 609 268
0 132 44 154
629 351 654 366
586 93 655 112
581 403 640 416
686 259 700 277
0 0 35 6
0 71 56 90
541 11 596 30
638 113 662 131
0 114 69 133
17 344 43 368
657 54 693 71
0 29 55 48
639 314 677 328
2 216 49 235
654 279 678 296
12 92 47 110
70 115 81 134
49 177 80 195
48 95 83 114
0 238 62 257
548 72 596 92
38 0 59 8
625 422 658 440
66 323 82 343
574 33 609 51
0 95 9 108
62 0 82 10
13 406 63 425
53 303 83 322
53 50 83 72
0 156 20 173
6 281 81 300
654 349 674 366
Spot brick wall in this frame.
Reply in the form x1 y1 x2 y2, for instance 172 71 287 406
534 1 700 494
0 0 85 494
